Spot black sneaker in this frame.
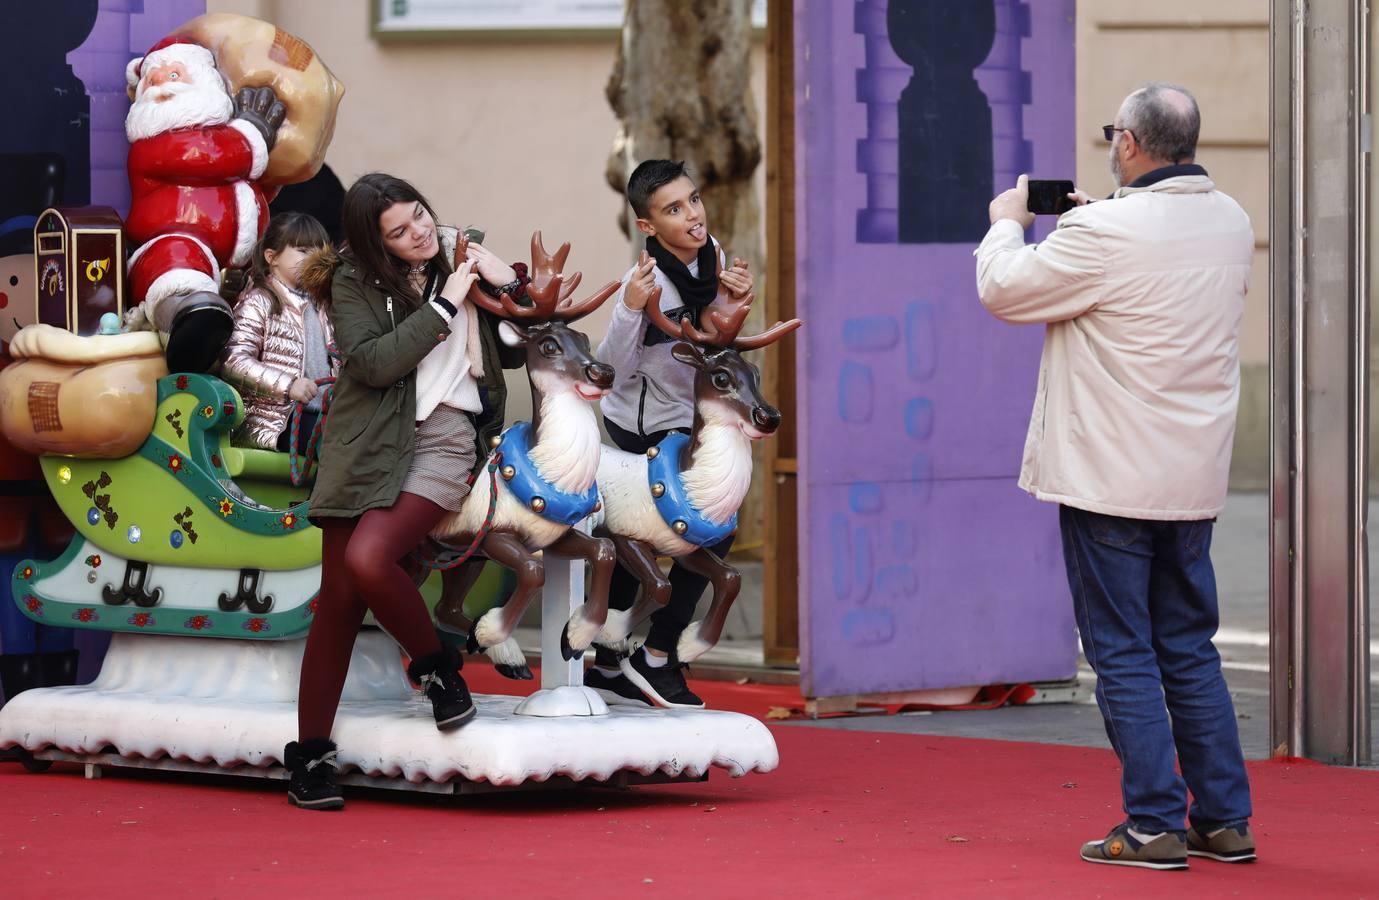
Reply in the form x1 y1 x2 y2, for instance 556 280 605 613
620 648 705 709
284 738 344 811
585 667 651 708
408 646 477 730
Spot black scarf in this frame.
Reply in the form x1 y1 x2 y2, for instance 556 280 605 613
643 235 718 346
647 235 718 306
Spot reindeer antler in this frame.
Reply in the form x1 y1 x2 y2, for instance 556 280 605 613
459 230 617 324
645 255 802 351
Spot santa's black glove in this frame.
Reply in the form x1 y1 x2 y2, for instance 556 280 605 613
234 85 287 153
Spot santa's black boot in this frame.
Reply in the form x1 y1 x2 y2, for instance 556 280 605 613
164 291 234 374
408 646 476 731
284 738 344 811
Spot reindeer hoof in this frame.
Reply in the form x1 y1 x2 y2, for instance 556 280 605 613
597 608 633 645
560 623 585 661
494 664 535 681
465 633 480 655
676 622 714 665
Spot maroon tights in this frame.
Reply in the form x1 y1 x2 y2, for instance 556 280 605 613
297 491 445 741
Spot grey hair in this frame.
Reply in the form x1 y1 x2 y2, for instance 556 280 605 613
1122 82 1200 163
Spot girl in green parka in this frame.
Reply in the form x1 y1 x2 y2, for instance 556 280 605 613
284 173 526 811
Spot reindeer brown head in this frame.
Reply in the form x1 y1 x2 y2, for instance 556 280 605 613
458 231 620 402
647 259 802 439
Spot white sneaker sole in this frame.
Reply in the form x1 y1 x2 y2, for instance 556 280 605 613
618 658 705 710
1188 848 1256 863
590 686 652 708
1081 854 1188 871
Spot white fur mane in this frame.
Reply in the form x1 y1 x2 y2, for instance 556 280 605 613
681 410 753 525
529 387 602 495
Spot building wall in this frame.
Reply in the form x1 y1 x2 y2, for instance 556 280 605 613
206 0 766 427
1075 0 1271 488
207 1 1282 486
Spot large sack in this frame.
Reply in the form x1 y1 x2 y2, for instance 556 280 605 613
166 13 345 187
0 326 167 458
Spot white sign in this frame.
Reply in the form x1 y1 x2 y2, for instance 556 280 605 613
375 0 767 35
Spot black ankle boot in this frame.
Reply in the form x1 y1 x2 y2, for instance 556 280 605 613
284 738 344 811
408 646 476 731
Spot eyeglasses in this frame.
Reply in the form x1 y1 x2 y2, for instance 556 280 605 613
1102 124 1136 142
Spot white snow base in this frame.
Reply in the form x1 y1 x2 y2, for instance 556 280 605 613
0 632 779 787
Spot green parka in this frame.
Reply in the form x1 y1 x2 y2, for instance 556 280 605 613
307 229 521 520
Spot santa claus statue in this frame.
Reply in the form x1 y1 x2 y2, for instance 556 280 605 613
123 36 285 373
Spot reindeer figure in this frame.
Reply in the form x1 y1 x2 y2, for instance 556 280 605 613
588 265 801 665
430 232 621 661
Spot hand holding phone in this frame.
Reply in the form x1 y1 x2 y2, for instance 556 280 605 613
1026 180 1077 216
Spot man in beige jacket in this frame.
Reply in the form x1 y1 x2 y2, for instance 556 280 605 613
975 83 1256 871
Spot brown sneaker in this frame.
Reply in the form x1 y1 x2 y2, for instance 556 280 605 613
1187 824 1257 863
1080 824 1189 870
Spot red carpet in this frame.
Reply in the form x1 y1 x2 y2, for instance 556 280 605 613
1 725 1374 898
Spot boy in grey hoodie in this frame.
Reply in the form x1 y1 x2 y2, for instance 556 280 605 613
588 160 754 709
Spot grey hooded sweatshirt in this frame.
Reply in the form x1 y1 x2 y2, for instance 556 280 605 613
597 241 725 438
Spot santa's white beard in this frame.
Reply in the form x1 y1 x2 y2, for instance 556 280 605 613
126 80 234 142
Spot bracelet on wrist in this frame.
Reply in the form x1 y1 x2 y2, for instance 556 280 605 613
478 262 530 300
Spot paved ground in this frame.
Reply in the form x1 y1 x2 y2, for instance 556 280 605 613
787 492 1379 765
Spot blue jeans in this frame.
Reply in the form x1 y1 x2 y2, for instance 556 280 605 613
1059 505 1252 835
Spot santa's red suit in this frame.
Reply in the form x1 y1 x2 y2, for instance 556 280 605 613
122 37 280 370
125 121 270 310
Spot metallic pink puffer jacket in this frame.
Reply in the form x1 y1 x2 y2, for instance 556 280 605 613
219 283 338 450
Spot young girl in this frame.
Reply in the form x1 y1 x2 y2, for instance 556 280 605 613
220 212 337 451
283 173 525 811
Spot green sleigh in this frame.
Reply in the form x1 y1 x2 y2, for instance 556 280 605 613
13 373 323 640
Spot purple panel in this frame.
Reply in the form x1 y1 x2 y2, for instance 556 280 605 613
795 0 1078 696
71 0 207 215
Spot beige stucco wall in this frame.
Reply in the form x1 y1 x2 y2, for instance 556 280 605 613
207 0 766 425
1076 0 1271 487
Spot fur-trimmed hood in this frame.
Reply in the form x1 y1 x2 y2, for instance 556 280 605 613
298 245 342 303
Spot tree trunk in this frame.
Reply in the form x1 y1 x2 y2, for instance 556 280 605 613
606 0 768 555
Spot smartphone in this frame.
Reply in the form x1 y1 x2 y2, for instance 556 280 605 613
1026 180 1077 216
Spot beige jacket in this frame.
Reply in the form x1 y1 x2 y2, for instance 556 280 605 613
220 281 339 450
975 173 1254 520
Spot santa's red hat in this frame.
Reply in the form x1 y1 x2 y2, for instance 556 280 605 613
125 36 217 96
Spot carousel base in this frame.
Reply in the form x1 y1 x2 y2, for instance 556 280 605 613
0 632 779 792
